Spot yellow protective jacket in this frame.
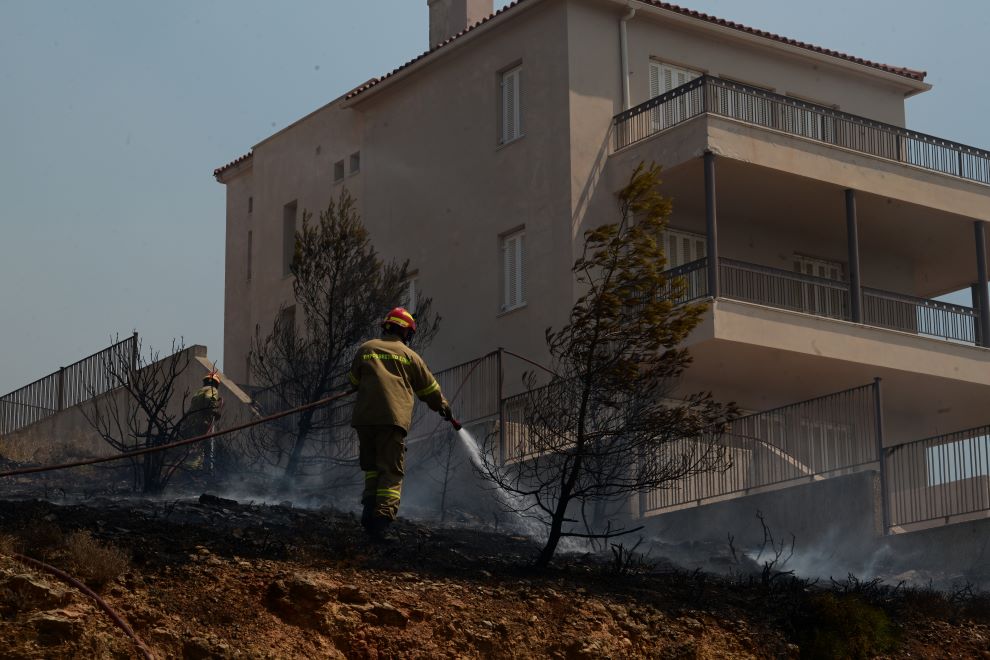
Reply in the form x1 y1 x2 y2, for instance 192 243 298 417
348 334 447 432
184 384 222 436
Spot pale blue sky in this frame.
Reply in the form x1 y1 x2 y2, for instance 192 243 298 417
1 1 988 393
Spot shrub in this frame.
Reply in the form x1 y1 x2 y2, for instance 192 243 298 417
63 531 128 590
794 592 897 659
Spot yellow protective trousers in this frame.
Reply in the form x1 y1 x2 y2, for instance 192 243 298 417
356 425 406 521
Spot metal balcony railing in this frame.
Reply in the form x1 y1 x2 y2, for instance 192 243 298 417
614 75 990 186
0 333 138 436
663 257 979 345
643 382 879 514
885 424 990 528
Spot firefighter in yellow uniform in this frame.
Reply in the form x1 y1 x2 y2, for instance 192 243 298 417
348 307 452 541
183 371 223 471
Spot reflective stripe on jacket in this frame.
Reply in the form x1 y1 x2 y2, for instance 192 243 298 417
348 334 447 432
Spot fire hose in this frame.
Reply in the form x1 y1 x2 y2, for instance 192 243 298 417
11 552 155 660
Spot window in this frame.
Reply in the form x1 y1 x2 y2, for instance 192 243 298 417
649 61 701 130
400 274 419 314
661 228 706 269
247 196 253 213
349 151 361 175
282 201 297 276
501 229 525 312
793 254 844 281
792 254 846 319
499 65 523 145
334 160 345 183
247 230 253 281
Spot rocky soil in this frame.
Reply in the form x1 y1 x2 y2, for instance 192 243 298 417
0 495 988 659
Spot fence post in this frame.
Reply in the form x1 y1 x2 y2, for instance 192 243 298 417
497 348 505 464
846 189 863 323
873 377 890 535
130 331 139 381
704 151 720 299
974 222 990 348
972 283 983 346
57 367 65 411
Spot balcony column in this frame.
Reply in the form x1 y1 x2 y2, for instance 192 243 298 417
845 189 863 323
975 221 990 348
704 151 719 298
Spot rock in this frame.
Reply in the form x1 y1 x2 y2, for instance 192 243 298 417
681 616 703 631
265 574 337 630
30 613 80 646
183 635 234 659
199 494 239 508
369 603 408 628
1 574 71 611
336 584 370 605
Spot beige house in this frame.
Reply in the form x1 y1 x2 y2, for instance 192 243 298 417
216 0 990 534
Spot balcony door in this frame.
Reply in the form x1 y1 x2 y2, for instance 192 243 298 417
793 254 848 319
649 61 701 131
663 227 707 268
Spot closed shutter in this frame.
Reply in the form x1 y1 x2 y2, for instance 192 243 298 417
500 67 522 144
502 231 525 311
649 61 701 130
662 228 707 268
400 276 419 314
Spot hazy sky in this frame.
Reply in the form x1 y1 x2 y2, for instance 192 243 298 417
1 0 988 393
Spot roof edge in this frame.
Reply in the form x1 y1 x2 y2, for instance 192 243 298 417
213 151 253 182
345 0 926 105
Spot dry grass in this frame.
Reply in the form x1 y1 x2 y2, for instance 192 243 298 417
63 531 129 590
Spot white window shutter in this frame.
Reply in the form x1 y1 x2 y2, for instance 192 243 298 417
502 230 525 311
403 277 418 314
500 67 522 144
517 232 525 305
513 68 522 139
649 61 661 99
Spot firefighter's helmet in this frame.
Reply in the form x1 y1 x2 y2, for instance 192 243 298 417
383 307 417 334
204 371 221 386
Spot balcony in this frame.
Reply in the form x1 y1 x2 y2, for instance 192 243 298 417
614 76 990 186
667 257 981 346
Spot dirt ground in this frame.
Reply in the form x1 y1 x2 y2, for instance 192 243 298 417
0 495 989 659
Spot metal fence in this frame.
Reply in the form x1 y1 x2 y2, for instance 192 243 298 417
614 75 990 186
406 351 502 442
642 383 879 514
0 333 137 436
661 258 710 305
863 288 977 344
885 424 990 528
660 257 979 345
721 259 851 321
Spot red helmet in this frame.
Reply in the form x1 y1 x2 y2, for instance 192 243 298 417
383 307 417 333
204 371 221 386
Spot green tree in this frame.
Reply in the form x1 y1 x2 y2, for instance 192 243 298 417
250 189 439 486
480 163 735 567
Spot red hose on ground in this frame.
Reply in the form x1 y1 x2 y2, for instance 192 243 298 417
0 389 356 479
12 552 155 660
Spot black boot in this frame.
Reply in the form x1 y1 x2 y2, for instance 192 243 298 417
366 516 397 543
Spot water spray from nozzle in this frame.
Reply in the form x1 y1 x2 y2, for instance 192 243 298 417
440 406 462 431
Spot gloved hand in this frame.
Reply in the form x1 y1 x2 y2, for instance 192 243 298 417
438 403 452 420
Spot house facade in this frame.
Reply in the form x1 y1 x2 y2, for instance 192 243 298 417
216 0 990 535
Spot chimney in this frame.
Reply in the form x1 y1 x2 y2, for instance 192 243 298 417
428 0 493 47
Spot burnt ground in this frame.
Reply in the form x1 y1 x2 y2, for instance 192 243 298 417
0 492 988 659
